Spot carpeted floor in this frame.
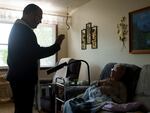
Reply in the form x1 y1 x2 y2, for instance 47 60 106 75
0 101 14 113
0 101 45 113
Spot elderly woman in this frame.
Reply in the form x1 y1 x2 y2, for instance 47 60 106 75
95 63 127 103
63 64 127 113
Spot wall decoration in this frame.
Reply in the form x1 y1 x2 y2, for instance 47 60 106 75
91 26 98 49
81 22 98 49
86 22 92 44
66 7 70 30
117 16 128 48
81 29 87 50
129 6 150 54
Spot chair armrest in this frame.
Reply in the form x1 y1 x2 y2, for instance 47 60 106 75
65 85 89 100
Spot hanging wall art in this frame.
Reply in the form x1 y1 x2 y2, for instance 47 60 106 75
91 26 98 49
129 6 150 54
81 22 98 50
81 29 87 50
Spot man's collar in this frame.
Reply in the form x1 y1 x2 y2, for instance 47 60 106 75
15 19 32 30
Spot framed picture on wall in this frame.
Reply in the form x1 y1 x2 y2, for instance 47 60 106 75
81 29 87 50
86 22 92 44
91 26 98 49
129 6 150 54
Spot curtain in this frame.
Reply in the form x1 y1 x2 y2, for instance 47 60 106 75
0 8 71 27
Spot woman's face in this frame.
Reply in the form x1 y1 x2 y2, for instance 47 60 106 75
110 64 125 81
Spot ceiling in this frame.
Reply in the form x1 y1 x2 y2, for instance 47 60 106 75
0 0 91 16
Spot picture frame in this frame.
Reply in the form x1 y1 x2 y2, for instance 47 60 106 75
81 29 87 50
91 26 98 49
86 22 92 44
129 6 150 54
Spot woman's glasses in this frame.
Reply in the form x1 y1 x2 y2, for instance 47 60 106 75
111 68 116 72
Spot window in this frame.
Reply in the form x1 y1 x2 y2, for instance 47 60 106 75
34 24 57 67
0 22 57 68
0 23 13 67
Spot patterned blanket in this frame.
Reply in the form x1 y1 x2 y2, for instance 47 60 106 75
63 84 146 113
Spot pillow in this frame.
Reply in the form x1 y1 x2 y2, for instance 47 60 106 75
136 64 150 96
120 64 141 102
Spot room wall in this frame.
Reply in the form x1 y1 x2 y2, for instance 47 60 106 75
68 0 150 81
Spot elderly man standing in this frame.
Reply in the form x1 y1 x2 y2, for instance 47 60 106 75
7 4 64 113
